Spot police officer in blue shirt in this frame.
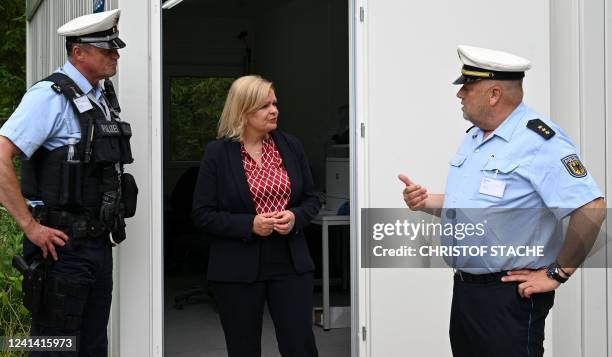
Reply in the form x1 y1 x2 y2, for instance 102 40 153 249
0 9 135 356
399 45 606 357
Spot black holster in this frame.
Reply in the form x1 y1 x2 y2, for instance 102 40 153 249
12 255 49 315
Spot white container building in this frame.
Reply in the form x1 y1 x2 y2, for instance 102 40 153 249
24 0 612 356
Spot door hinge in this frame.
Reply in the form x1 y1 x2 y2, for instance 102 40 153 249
359 6 364 22
361 325 367 341
360 122 365 137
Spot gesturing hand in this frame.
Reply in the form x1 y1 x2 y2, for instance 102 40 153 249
273 210 295 235
23 219 69 261
398 174 429 211
252 212 279 237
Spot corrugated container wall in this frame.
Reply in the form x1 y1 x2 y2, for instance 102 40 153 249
27 0 119 86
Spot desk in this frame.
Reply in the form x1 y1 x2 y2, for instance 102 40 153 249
311 210 350 330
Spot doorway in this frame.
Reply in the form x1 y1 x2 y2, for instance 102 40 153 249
161 0 351 355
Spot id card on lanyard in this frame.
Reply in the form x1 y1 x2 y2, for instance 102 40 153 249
73 95 93 113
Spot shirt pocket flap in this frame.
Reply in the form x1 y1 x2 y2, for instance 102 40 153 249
449 154 467 167
481 158 519 173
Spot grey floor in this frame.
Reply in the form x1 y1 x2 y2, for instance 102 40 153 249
164 274 351 357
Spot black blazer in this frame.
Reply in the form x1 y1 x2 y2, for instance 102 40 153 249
191 130 321 282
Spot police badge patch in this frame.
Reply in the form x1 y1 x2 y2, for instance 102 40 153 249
561 154 587 178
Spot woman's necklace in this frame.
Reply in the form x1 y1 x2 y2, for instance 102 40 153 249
244 135 267 158
246 142 263 157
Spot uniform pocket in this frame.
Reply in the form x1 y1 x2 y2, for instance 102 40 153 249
59 161 83 207
93 120 122 163
481 158 519 174
449 154 467 167
118 121 134 164
475 158 520 201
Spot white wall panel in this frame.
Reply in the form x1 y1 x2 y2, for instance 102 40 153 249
548 2 583 356
360 0 550 355
117 0 163 355
607 1 612 357
27 0 98 85
576 0 607 355
551 0 609 356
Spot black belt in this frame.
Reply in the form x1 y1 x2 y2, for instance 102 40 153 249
45 210 108 239
454 270 509 283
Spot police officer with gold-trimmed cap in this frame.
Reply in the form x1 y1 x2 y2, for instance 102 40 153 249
399 45 605 357
0 9 136 356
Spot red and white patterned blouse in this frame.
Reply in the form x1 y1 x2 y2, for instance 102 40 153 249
241 138 292 214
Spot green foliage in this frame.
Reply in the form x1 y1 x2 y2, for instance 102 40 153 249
0 0 28 352
0 208 30 356
13 156 21 182
170 77 235 161
0 0 26 123
0 159 28 357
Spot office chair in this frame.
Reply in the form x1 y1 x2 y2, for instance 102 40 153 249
164 167 213 310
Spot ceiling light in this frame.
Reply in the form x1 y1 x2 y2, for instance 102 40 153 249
162 0 184 10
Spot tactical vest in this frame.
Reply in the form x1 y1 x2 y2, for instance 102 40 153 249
21 73 136 243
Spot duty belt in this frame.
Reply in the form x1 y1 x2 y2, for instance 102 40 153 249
34 208 108 240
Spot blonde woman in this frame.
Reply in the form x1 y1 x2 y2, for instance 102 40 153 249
192 75 320 357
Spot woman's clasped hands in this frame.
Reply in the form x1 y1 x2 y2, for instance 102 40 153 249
252 210 295 236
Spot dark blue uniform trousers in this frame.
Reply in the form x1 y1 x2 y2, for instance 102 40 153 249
25 237 113 357
450 278 555 357
213 273 319 357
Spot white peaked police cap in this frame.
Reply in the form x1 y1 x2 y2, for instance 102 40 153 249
57 9 125 50
453 45 531 85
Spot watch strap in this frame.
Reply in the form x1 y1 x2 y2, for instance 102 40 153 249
546 263 569 283
557 264 572 278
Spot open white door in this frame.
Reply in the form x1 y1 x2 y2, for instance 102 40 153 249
351 0 367 355
354 1 550 356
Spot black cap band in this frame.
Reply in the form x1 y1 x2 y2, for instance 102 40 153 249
453 65 525 85
66 26 125 49
65 25 124 46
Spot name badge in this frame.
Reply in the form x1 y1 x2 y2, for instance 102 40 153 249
479 177 506 198
73 96 93 113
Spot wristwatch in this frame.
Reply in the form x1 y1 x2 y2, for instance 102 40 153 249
546 262 569 284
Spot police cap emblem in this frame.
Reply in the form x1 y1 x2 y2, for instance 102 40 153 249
561 154 587 178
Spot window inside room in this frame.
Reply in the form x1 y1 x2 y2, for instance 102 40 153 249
169 77 235 161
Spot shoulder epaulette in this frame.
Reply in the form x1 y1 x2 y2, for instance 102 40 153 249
465 125 475 133
50 83 62 94
526 119 555 140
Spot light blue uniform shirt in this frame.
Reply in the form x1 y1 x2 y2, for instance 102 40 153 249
442 102 603 273
0 61 105 159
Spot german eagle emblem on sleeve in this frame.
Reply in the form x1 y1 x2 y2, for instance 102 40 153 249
561 154 587 178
